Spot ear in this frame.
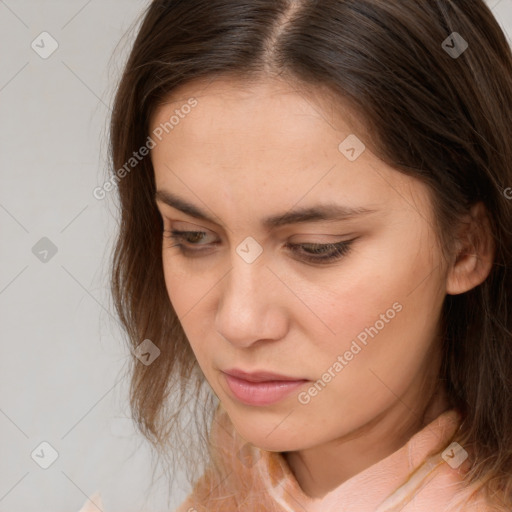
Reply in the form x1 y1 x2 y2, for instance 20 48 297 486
445 202 495 295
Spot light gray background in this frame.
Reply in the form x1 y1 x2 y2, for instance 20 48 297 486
1 1 511 511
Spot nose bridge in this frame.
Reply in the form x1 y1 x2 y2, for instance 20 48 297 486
222 249 269 320
214 245 286 346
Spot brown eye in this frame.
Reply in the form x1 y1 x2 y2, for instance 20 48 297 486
162 229 219 255
163 229 356 265
285 240 355 264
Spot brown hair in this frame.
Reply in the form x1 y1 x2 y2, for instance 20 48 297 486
108 0 512 506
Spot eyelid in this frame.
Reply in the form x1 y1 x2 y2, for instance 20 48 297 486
165 230 353 248
158 205 367 238
164 218 355 240
288 232 356 242
165 227 356 251
157 206 221 232
166 219 217 234
164 229 356 265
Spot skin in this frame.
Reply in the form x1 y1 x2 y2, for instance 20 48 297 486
149 76 495 499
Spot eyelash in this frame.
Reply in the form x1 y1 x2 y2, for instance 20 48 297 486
162 229 354 264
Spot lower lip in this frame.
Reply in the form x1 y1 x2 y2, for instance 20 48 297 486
223 373 308 406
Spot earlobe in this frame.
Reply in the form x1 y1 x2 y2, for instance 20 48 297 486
445 202 495 296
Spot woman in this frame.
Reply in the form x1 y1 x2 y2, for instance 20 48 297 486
82 0 512 510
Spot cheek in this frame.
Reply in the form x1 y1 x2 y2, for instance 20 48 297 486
322 228 442 334
162 260 199 341
312 243 444 391
311 260 403 346
162 256 208 317
162 258 218 361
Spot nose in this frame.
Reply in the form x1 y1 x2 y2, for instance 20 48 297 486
214 251 288 349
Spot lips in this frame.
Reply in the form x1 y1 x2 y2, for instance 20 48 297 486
223 368 306 382
221 368 309 406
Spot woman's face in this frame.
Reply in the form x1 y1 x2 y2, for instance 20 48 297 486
150 76 450 452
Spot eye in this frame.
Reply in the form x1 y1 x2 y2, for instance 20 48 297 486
163 229 218 250
163 229 355 264
285 240 354 263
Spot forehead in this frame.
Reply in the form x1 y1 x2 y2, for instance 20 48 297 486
149 75 364 141
149 76 433 229
150 76 362 179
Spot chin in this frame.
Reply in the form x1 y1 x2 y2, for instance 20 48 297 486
243 431 303 453
225 406 308 452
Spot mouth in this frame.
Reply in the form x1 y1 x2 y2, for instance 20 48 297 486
221 368 309 406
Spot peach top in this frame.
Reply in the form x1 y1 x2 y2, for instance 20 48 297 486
78 407 503 512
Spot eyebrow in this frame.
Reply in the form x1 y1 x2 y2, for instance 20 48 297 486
154 189 378 230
